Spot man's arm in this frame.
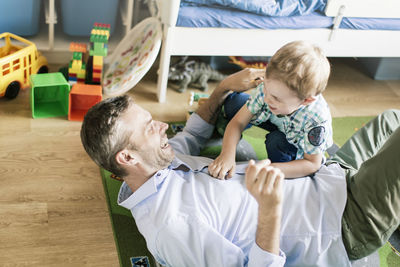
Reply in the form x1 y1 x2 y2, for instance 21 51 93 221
169 68 264 156
245 159 284 255
155 215 285 267
196 68 264 125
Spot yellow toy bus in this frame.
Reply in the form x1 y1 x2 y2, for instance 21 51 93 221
0 32 48 99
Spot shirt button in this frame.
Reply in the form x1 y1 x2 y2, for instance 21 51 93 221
157 173 161 176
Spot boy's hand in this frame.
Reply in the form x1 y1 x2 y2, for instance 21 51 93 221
208 154 236 180
245 159 284 208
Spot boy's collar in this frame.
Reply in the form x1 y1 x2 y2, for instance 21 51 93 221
276 104 305 118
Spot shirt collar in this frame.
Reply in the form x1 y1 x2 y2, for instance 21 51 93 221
117 155 250 210
169 157 190 170
118 167 170 209
118 157 192 210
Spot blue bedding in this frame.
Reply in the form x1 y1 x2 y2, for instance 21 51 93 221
177 4 400 30
181 0 327 17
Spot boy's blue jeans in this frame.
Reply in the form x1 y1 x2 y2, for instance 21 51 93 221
223 92 297 162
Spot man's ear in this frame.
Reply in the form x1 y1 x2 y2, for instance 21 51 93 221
301 95 316 106
116 149 137 166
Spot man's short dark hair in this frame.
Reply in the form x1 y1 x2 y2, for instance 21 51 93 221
80 95 134 177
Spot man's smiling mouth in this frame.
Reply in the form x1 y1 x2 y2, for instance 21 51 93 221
161 140 169 149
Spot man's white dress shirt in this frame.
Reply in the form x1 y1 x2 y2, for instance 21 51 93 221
118 113 350 266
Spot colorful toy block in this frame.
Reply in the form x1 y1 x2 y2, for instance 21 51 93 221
87 23 110 84
68 83 102 121
70 42 87 53
30 72 70 118
93 55 103 66
89 23 110 57
68 42 87 84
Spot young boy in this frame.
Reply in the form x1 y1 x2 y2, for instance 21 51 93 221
209 40 333 179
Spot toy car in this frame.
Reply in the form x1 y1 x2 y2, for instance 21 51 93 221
0 32 48 99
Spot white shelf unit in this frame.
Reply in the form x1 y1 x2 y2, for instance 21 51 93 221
30 0 136 64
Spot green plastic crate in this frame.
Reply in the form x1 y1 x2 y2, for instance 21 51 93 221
30 73 70 118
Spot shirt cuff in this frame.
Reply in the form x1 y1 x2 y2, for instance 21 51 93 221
187 113 215 139
248 243 286 267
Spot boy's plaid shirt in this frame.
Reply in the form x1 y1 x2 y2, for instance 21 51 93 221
246 83 333 159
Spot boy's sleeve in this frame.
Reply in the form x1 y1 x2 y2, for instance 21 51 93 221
302 120 333 155
246 83 265 115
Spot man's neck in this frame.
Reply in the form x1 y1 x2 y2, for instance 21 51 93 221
124 174 150 192
123 167 157 192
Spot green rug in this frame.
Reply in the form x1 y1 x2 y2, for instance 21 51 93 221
100 115 399 267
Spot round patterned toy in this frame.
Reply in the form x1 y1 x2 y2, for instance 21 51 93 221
103 17 162 96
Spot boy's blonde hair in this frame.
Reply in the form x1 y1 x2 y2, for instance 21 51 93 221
266 40 330 100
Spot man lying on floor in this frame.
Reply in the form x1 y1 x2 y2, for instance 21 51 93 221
81 68 400 266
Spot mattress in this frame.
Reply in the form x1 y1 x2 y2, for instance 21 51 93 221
176 5 400 31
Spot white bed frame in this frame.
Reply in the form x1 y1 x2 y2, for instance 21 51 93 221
155 0 400 102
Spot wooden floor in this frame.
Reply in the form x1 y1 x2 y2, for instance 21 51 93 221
0 57 399 266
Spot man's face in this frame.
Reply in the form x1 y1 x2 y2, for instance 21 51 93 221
263 78 304 116
122 104 175 171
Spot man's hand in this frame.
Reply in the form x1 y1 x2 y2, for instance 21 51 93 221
208 153 236 180
246 159 284 255
197 68 264 125
245 159 284 209
217 68 265 94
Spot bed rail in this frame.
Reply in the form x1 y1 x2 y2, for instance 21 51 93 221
154 0 400 103
156 0 180 26
325 0 400 18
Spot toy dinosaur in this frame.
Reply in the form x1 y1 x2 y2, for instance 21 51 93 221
228 56 267 69
168 56 227 93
